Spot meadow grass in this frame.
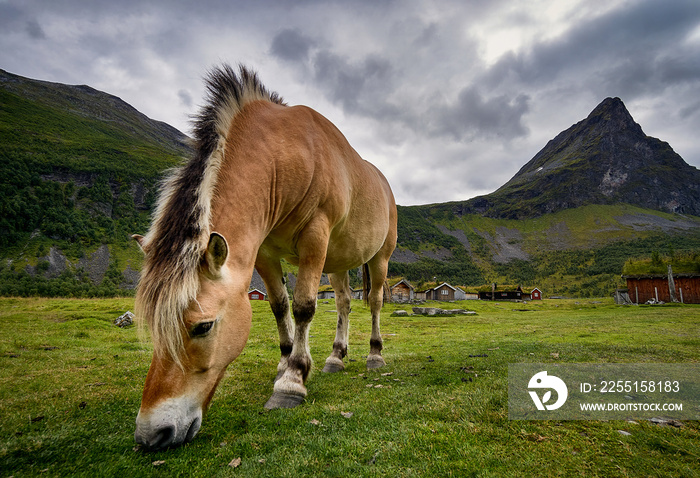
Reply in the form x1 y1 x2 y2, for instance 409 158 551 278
1 297 699 477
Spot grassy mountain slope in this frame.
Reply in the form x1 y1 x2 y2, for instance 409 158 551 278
0 69 189 296
392 202 700 297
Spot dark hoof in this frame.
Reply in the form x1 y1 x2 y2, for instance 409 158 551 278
322 358 345 373
367 355 386 369
264 391 305 410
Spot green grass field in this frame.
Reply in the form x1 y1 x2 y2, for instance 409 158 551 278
1 297 698 477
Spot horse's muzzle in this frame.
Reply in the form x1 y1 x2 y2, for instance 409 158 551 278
134 397 203 450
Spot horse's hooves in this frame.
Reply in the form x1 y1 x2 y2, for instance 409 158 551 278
366 355 386 369
322 358 345 373
264 391 305 410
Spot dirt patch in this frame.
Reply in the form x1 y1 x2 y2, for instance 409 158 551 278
78 245 110 284
422 246 453 261
544 221 575 250
613 213 699 232
390 247 419 264
473 227 530 263
436 225 471 252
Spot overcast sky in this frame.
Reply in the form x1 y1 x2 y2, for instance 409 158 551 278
2 0 699 206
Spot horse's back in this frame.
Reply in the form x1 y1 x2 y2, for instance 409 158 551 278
238 101 396 271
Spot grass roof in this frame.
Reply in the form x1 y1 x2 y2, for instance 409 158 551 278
622 253 700 276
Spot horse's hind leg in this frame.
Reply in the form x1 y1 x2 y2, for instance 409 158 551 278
323 271 351 373
366 255 390 369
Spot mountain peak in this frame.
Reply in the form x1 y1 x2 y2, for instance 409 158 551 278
584 97 644 136
591 96 626 114
448 97 700 219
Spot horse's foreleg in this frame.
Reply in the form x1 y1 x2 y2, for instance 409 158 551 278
264 292 316 409
255 257 294 382
323 271 351 373
265 224 328 410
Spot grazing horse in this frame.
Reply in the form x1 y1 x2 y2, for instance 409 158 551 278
132 65 397 450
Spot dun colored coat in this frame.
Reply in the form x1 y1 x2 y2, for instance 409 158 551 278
133 65 397 450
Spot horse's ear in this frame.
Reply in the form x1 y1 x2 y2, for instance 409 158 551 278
205 232 228 278
132 234 148 253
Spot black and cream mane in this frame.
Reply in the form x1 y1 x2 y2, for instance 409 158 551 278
136 64 285 363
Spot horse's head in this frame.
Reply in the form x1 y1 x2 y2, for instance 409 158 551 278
133 232 252 450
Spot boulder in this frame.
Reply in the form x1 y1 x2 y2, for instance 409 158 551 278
114 311 134 328
391 310 410 317
412 307 477 316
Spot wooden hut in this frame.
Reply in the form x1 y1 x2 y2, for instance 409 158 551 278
248 288 267 301
622 256 700 304
317 284 335 300
478 284 525 301
390 278 414 303
415 282 466 301
623 273 700 304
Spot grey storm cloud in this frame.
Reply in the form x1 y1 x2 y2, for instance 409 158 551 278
270 29 316 63
270 30 404 124
311 51 397 117
431 87 530 141
482 0 700 96
272 30 529 142
25 20 46 40
177 89 193 108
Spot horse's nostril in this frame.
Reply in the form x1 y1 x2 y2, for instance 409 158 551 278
185 416 202 443
139 424 175 451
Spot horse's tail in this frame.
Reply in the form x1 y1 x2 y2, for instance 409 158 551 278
362 263 371 306
362 263 392 306
383 279 391 304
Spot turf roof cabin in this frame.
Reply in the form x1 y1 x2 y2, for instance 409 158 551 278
389 278 414 303
317 284 336 300
477 284 536 301
622 274 700 304
414 282 468 301
622 255 700 304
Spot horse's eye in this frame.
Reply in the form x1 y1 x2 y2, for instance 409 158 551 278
190 321 215 338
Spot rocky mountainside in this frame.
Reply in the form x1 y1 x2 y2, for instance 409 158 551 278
438 97 700 219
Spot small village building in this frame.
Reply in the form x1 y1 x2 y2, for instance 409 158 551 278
390 278 414 303
248 289 267 301
317 284 335 300
435 282 467 301
461 289 480 300
478 284 528 301
530 287 542 300
414 284 432 301
622 256 700 304
623 273 700 304
346 287 390 301
415 282 466 301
